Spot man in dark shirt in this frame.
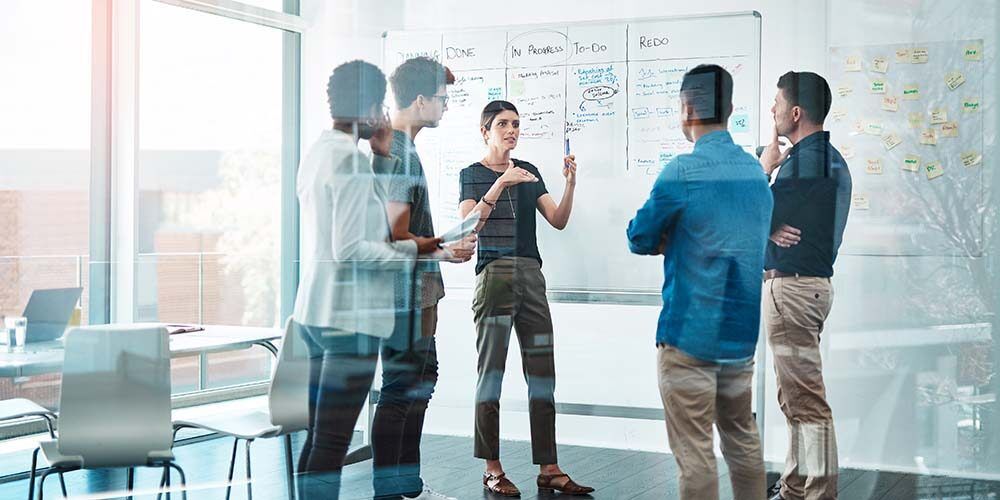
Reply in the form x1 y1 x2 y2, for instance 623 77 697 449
759 71 852 500
373 56 471 500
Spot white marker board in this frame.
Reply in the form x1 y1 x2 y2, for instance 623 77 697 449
384 12 762 298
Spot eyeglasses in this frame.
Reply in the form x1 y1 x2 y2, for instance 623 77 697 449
430 94 449 105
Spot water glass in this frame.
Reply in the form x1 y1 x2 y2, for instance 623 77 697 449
4 316 27 351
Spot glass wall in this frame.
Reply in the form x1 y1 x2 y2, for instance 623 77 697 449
300 0 1000 486
136 0 285 392
0 0 91 409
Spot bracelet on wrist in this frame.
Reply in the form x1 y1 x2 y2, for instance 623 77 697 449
481 198 497 209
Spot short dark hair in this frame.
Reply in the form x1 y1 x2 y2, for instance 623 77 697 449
679 64 734 125
480 100 519 130
326 60 386 121
390 57 455 109
777 71 832 124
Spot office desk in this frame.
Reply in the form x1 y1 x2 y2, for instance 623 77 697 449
0 324 281 379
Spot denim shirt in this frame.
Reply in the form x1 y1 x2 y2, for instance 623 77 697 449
627 131 773 363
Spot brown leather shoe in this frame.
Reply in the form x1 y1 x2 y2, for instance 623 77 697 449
537 473 595 495
484 472 521 497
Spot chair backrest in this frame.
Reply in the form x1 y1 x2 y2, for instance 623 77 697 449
268 319 310 433
57 325 172 468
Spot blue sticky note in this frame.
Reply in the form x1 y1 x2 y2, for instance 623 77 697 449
730 113 750 133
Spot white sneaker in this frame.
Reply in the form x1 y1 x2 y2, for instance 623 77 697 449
406 484 457 500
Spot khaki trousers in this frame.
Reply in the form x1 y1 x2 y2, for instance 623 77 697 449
472 257 557 465
764 276 838 500
658 345 765 500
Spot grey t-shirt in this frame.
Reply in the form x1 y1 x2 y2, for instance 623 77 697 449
381 129 445 309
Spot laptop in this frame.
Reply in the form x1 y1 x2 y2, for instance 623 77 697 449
22 287 83 343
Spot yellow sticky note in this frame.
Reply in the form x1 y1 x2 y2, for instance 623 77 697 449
882 133 902 150
845 56 862 72
925 161 944 180
945 71 966 91
831 109 848 121
881 96 899 112
902 154 921 172
911 48 929 64
866 159 884 175
837 85 853 98
872 56 889 74
902 84 920 100
941 121 959 138
852 194 871 211
908 112 924 129
963 98 980 113
920 129 938 146
841 145 855 159
895 48 911 63
964 43 983 61
870 79 887 94
961 151 982 167
865 122 884 136
930 109 948 124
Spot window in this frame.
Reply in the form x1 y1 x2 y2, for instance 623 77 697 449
0 0 91 408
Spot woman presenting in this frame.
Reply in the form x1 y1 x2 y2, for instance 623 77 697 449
458 100 594 497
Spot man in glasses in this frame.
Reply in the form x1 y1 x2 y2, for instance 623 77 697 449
368 56 472 500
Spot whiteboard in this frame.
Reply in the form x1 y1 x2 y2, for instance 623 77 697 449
384 12 762 297
828 40 986 257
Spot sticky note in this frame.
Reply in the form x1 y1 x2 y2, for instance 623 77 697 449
961 151 982 167
920 129 938 145
902 154 920 172
908 112 924 129
852 194 871 211
870 79 887 94
911 48 929 64
509 80 526 97
872 56 889 73
945 71 966 91
963 98 980 113
837 85 853 98
730 113 750 133
882 133 902 150
831 109 848 121
930 109 948 124
866 159 884 175
865 122 884 136
940 121 959 138
841 146 855 159
902 84 920 100
845 56 862 72
895 48 911 63
925 161 944 180
881 96 899 112
964 43 983 61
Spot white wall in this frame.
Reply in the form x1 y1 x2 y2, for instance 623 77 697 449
299 0 1000 479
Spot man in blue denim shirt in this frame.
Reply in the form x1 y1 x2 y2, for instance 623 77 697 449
627 64 773 500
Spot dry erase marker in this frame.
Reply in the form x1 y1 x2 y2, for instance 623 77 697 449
564 138 571 156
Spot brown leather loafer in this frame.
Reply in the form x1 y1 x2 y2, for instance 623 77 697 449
537 473 595 495
484 472 521 497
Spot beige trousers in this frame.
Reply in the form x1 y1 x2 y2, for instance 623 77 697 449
658 345 765 500
764 276 838 500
